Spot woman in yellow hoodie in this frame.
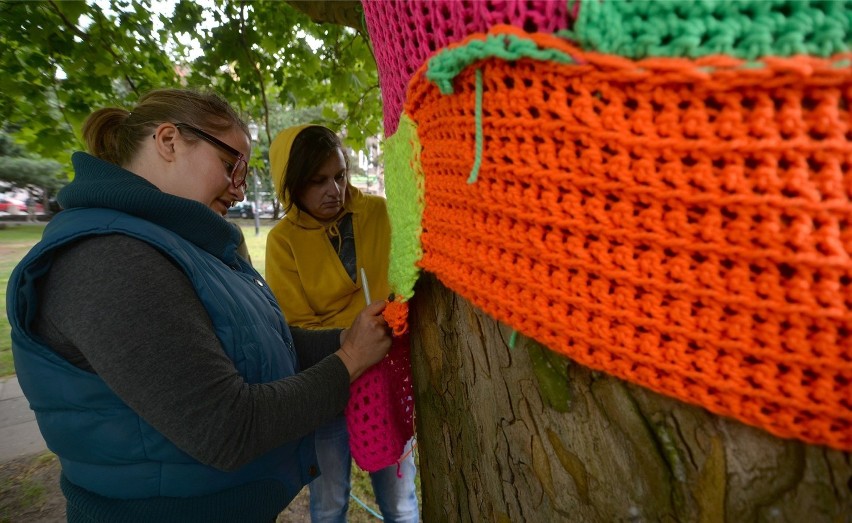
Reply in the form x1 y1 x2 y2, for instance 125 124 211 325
266 125 418 523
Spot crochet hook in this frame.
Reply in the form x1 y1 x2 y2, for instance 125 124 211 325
360 267 372 305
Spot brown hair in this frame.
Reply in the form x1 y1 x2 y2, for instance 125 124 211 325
283 126 350 214
81 88 249 167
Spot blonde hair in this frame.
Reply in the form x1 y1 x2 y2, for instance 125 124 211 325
81 88 248 166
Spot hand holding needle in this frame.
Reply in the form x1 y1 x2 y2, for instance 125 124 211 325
335 267 390 381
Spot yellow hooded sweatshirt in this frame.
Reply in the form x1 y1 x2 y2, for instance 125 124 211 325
265 125 390 329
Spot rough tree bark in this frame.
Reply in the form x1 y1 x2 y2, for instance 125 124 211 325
410 273 852 522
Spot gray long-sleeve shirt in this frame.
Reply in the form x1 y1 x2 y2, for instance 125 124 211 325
33 234 350 471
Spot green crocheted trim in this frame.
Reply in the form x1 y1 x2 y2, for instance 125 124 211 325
425 33 577 94
384 113 424 300
561 0 852 60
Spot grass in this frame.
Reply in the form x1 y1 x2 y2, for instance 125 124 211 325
0 223 46 377
230 218 276 278
0 451 61 522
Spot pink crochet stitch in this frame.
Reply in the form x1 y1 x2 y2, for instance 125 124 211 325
362 0 575 137
345 331 414 472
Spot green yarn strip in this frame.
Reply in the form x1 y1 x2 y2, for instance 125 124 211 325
562 0 851 60
384 113 425 300
467 68 484 184
425 33 576 94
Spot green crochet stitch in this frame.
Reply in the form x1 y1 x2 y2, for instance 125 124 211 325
384 114 425 300
425 33 576 95
561 0 851 60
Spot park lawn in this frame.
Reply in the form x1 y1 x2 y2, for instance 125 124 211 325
0 224 46 377
231 218 275 278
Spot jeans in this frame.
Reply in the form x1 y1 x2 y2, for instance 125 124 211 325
309 416 419 523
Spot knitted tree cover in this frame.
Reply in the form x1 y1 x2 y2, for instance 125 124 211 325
361 0 575 136
345 301 415 472
394 25 852 450
362 0 850 137
384 114 425 301
565 0 852 60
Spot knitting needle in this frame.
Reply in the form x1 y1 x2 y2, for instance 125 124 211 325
360 267 372 305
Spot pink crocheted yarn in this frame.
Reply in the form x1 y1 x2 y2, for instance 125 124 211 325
362 0 575 137
345 332 414 472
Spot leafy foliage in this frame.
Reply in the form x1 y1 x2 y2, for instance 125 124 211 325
0 133 66 192
0 156 64 191
0 0 381 194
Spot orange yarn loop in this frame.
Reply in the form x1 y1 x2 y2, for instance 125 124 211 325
383 299 410 336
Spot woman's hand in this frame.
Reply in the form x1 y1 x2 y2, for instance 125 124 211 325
335 301 391 382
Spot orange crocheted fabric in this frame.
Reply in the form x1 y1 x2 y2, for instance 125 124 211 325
404 27 852 450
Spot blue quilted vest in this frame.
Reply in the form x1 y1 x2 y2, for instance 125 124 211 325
7 207 317 514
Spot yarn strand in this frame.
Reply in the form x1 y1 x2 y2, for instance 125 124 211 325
468 68 484 184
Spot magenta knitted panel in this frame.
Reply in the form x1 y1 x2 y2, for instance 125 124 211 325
345 333 415 472
362 0 575 137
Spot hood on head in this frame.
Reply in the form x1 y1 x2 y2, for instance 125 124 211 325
269 124 312 209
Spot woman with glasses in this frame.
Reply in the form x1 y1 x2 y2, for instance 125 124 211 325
266 125 419 523
6 88 392 522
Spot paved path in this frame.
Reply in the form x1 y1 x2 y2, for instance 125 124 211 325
0 375 48 461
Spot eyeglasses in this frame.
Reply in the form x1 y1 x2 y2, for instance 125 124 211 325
174 123 249 189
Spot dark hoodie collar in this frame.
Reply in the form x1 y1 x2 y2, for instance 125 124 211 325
59 152 241 262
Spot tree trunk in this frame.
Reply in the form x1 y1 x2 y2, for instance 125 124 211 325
410 273 852 522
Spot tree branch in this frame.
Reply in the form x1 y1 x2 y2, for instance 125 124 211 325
45 0 88 40
45 0 138 94
344 83 379 134
284 1 364 31
236 1 273 145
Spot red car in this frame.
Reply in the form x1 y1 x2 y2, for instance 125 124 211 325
0 197 44 214
0 197 26 213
